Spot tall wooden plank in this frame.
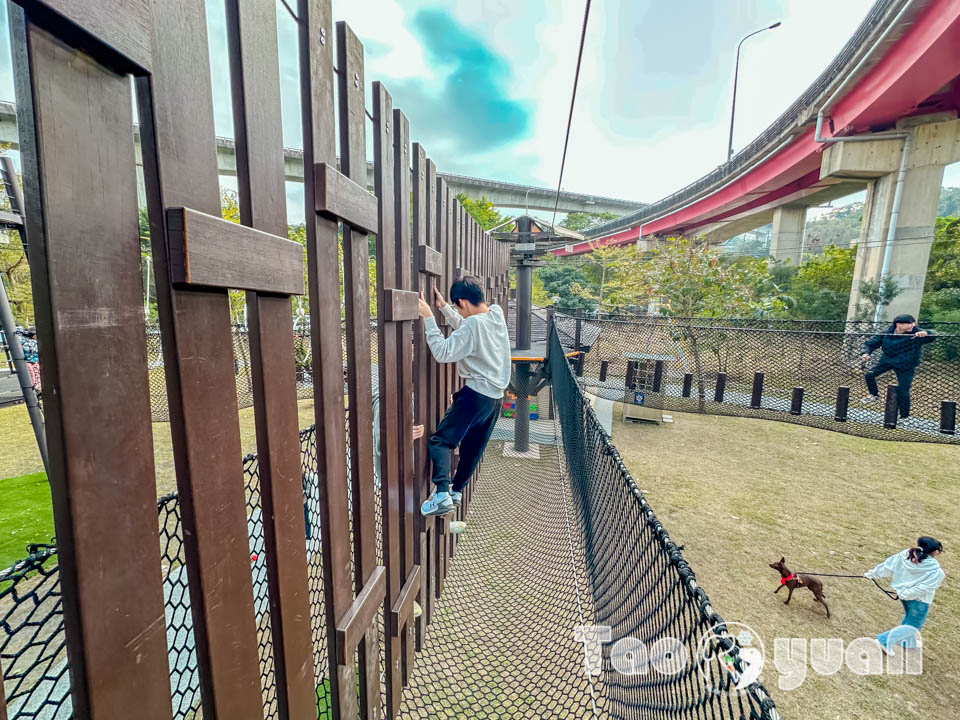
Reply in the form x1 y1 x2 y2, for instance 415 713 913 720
10 12 171 719
134 0 265 716
225 2 315 718
372 82 404 717
336 22 382 720
297 1 356 717
411 143 432 649
393 108 419 682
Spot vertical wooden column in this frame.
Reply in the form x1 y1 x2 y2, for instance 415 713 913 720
298 1 363 717
337 22 383 719
10 7 172 718
226 2 315 717
393 107 420 687
434 176 450 594
137 0 266 715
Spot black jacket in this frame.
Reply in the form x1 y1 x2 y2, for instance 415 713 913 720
862 325 937 370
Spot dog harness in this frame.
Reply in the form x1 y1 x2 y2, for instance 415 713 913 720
780 573 801 585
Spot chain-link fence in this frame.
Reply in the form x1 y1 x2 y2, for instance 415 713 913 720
557 314 960 444
549 327 781 719
145 323 379 422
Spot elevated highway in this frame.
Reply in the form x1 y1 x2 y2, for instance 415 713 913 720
556 0 960 321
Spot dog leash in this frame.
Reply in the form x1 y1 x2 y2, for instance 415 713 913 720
793 571 899 600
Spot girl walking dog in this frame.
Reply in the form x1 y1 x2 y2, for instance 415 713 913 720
865 536 945 654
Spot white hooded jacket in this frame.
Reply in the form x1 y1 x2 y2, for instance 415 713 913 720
865 549 945 604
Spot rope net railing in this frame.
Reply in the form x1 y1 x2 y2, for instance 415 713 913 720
0 419 390 720
555 313 960 444
549 327 781 720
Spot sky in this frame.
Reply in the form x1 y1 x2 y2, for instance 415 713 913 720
0 0 958 224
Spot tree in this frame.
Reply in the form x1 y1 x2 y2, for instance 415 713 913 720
634 236 786 409
576 243 644 313
455 193 504 231
775 245 856 320
536 256 596 313
937 187 960 217
560 211 619 233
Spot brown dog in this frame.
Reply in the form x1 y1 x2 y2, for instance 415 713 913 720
769 557 830 618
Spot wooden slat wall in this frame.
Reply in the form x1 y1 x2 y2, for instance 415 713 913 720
7 1 514 718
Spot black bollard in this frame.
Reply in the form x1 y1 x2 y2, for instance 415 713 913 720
883 386 899 429
625 361 636 390
714 373 727 403
682 373 693 398
940 400 956 435
835 386 849 422
750 372 764 410
575 352 584 377
599 360 608 383
652 360 664 393
790 387 804 415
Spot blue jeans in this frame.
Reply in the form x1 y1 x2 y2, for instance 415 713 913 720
877 599 929 650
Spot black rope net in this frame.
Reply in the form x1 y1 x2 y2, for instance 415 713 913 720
555 313 960 444
3 328 781 719
548 327 780 720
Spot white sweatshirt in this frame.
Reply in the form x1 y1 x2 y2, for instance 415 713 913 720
865 549 945 604
423 303 512 399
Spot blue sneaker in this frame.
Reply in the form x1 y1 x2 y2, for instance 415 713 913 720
421 492 454 516
450 491 462 507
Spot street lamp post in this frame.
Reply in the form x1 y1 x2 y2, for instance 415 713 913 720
727 21 781 163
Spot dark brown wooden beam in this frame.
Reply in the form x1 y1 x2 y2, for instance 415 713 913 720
417 244 443 277
165 207 303 294
224 1 316 717
11 13 171 719
298 0 357 717
314 161 378 235
335 566 387 665
383 288 420 322
390 565 422 636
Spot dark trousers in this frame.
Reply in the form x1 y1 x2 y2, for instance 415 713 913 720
429 385 500 493
865 358 915 418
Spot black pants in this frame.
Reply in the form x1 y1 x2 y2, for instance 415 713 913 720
865 358 915 418
429 386 500 493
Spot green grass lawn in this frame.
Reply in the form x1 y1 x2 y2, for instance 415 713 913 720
0 471 54 569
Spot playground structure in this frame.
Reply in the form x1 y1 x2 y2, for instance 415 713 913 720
0 1 786 718
563 314 960 443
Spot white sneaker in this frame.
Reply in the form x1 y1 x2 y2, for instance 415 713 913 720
450 491 462 507
861 394 880 404
421 492 454 516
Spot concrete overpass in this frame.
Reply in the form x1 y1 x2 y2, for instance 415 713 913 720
0 101 642 217
555 0 960 322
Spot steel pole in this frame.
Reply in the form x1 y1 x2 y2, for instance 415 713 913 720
0 275 49 473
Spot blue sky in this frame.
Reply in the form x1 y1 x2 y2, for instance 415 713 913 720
1 0 958 224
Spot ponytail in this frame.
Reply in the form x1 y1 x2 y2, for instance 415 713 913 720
908 536 943 563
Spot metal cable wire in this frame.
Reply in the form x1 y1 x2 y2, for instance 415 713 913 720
551 0 593 230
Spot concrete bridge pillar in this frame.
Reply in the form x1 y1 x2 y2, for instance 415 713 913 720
820 115 960 322
769 206 806 266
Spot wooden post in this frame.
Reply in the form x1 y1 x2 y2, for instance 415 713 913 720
337 23 384 718
883 386 899 429
750 372 764 409
835 387 850 422
625 361 636 389
599 360 608 382
652 360 664 393
791 387 804 415
226 2 315 715
714 373 727 403
11 6 173 717
682 373 693 398
941 401 957 435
